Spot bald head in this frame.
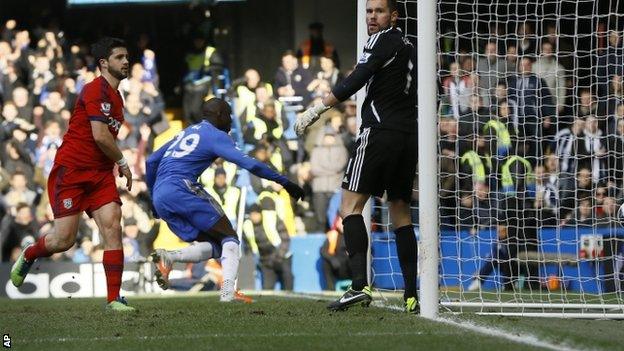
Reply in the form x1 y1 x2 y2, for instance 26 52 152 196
202 98 232 132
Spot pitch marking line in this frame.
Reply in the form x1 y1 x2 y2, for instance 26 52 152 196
282 292 590 351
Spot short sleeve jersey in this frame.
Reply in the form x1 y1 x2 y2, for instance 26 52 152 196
55 76 125 170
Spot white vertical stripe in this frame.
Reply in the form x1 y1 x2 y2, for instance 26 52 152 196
349 129 368 190
371 101 381 122
349 130 364 190
350 128 370 191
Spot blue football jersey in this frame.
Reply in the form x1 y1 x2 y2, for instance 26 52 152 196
146 121 288 197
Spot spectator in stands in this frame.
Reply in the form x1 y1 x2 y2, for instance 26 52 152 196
320 216 350 291
11 87 32 122
577 89 598 119
507 57 555 163
234 68 273 120
0 203 37 262
439 118 459 226
243 98 284 145
205 168 240 226
122 218 142 262
515 22 537 56
533 154 559 226
40 91 65 126
582 114 608 183
297 22 339 71
533 41 566 113
307 56 343 98
608 118 624 188
443 61 473 119
458 94 489 153
120 191 153 239
4 171 36 210
476 41 503 105
596 29 623 98
243 204 293 290
3 140 35 189
140 81 165 126
561 167 593 222
500 45 518 76
604 75 624 134
274 50 313 107
182 34 223 123
310 126 348 230
571 198 593 227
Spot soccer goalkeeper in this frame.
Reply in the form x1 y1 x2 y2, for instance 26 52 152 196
295 0 418 312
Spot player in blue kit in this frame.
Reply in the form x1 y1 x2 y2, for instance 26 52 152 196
145 98 304 301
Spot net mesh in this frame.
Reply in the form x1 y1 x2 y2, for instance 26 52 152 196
371 0 624 315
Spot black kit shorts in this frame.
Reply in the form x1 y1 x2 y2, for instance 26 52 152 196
341 127 417 202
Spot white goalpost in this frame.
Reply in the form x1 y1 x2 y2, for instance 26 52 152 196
366 0 624 319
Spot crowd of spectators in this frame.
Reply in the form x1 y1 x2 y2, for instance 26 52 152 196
0 19 162 264
438 22 624 233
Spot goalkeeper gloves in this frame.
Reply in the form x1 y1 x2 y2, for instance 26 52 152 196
295 103 330 137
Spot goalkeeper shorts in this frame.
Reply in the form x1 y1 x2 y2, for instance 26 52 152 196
341 127 417 202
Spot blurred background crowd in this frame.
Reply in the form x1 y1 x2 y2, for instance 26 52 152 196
0 0 622 292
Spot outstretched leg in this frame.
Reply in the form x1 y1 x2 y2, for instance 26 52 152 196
11 214 80 287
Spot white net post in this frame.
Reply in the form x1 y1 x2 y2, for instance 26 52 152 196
357 0 374 286
418 0 441 319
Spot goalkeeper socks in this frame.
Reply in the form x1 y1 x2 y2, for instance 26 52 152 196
343 214 369 291
103 249 124 303
24 235 51 262
395 225 418 300
168 242 214 263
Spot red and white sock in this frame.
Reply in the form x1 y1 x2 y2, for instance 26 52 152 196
103 250 124 303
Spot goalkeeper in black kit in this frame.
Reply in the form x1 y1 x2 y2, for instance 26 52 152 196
295 0 418 313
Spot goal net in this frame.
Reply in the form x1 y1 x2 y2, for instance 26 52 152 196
369 0 624 318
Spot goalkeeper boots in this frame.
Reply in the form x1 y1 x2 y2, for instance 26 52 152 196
150 249 173 290
327 286 372 311
405 296 420 314
106 297 136 312
10 245 35 287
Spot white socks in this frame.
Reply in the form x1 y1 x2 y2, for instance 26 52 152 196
220 240 240 302
167 241 214 263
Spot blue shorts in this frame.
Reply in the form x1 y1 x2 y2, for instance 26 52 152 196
153 179 225 242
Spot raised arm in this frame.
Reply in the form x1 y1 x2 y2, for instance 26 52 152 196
212 132 304 200
295 31 400 135
212 132 288 184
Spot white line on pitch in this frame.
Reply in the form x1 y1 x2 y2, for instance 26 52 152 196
283 292 589 351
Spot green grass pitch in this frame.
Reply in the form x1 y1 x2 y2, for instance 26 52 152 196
1 293 622 351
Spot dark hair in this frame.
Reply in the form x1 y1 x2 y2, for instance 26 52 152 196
282 50 296 58
386 0 398 12
15 202 30 212
91 37 126 68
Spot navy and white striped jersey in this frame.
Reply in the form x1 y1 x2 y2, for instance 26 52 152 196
332 27 417 133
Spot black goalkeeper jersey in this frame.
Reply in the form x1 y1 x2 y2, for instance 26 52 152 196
332 27 417 133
